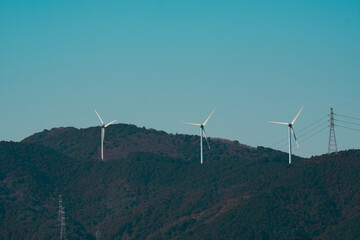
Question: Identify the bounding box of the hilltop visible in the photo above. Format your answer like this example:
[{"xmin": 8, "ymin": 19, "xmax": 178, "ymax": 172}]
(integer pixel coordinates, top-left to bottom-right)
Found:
[
  {"xmin": 0, "ymin": 124, "xmax": 359, "ymax": 239},
  {"xmin": 22, "ymin": 124, "xmax": 271, "ymax": 163}
]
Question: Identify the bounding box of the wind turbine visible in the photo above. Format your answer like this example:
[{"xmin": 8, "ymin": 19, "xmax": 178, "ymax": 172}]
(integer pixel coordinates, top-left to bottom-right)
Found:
[
  {"xmin": 183, "ymin": 108, "xmax": 216, "ymax": 164},
  {"xmin": 94, "ymin": 110, "xmax": 117, "ymax": 161},
  {"xmin": 268, "ymin": 106, "xmax": 304, "ymax": 164}
]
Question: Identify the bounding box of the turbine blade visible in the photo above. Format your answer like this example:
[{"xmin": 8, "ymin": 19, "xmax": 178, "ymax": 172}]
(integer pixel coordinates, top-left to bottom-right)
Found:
[
  {"xmin": 291, "ymin": 105, "xmax": 304, "ymax": 125},
  {"xmin": 203, "ymin": 108, "xmax": 216, "ymax": 126},
  {"xmin": 182, "ymin": 122, "xmax": 201, "ymax": 126},
  {"xmin": 290, "ymin": 127, "xmax": 299, "ymax": 149},
  {"xmin": 105, "ymin": 120, "xmax": 117, "ymax": 128},
  {"xmin": 202, "ymin": 128, "xmax": 211, "ymax": 149},
  {"xmin": 268, "ymin": 121, "xmax": 289, "ymax": 126},
  {"xmin": 94, "ymin": 110, "xmax": 104, "ymax": 125}
]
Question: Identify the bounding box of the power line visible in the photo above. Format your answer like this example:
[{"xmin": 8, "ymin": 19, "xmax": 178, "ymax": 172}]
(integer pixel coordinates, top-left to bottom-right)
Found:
[
  {"xmin": 297, "ymin": 114, "xmax": 329, "ymax": 134},
  {"xmin": 297, "ymin": 119, "xmax": 329, "ymax": 139},
  {"xmin": 335, "ymin": 124, "xmax": 360, "ymax": 132},
  {"xmin": 277, "ymin": 125, "xmax": 329, "ymax": 151},
  {"xmin": 334, "ymin": 119, "xmax": 360, "ymax": 126},
  {"xmin": 335, "ymin": 113, "xmax": 360, "ymax": 121},
  {"xmin": 331, "ymin": 110, "xmax": 360, "ymax": 152},
  {"xmin": 275, "ymin": 120, "xmax": 329, "ymax": 150},
  {"xmin": 271, "ymin": 110, "xmax": 360, "ymax": 152},
  {"xmin": 300, "ymin": 126, "xmax": 329, "ymax": 145},
  {"xmin": 269, "ymin": 135, "xmax": 289, "ymax": 148},
  {"xmin": 269, "ymin": 114, "xmax": 328, "ymax": 148}
]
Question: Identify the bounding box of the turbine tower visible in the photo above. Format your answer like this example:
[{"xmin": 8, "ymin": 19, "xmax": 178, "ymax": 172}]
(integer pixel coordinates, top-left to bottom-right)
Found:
[
  {"xmin": 269, "ymin": 106, "xmax": 304, "ymax": 164},
  {"xmin": 328, "ymin": 107, "xmax": 338, "ymax": 154},
  {"xmin": 183, "ymin": 108, "xmax": 215, "ymax": 164},
  {"xmin": 95, "ymin": 110, "xmax": 117, "ymax": 161}
]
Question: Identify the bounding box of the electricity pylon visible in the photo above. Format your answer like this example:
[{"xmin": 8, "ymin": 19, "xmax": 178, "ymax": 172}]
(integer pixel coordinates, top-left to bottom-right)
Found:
[
  {"xmin": 328, "ymin": 107, "xmax": 338, "ymax": 153},
  {"xmin": 59, "ymin": 195, "xmax": 67, "ymax": 240}
]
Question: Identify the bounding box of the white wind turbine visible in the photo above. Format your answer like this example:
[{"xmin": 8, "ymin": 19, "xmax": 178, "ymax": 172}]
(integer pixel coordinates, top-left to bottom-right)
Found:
[
  {"xmin": 268, "ymin": 106, "xmax": 304, "ymax": 164},
  {"xmin": 94, "ymin": 110, "xmax": 117, "ymax": 161},
  {"xmin": 183, "ymin": 109, "xmax": 216, "ymax": 164}
]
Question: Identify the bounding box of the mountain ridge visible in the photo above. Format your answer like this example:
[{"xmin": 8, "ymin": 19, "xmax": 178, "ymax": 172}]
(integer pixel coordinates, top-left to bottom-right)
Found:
[
  {"xmin": 22, "ymin": 123, "xmax": 269, "ymax": 163},
  {"xmin": 0, "ymin": 123, "xmax": 359, "ymax": 239}
]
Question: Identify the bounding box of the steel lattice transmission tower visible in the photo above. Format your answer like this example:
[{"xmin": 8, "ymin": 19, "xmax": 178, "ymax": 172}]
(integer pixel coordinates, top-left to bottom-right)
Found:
[
  {"xmin": 328, "ymin": 107, "xmax": 338, "ymax": 153},
  {"xmin": 96, "ymin": 227, "xmax": 101, "ymax": 240},
  {"xmin": 58, "ymin": 195, "xmax": 62, "ymax": 221},
  {"xmin": 59, "ymin": 195, "xmax": 67, "ymax": 240}
]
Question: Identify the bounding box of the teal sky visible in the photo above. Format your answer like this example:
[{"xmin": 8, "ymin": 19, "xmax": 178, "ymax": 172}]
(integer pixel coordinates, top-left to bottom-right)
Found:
[{"xmin": 1, "ymin": 0, "xmax": 360, "ymax": 157}]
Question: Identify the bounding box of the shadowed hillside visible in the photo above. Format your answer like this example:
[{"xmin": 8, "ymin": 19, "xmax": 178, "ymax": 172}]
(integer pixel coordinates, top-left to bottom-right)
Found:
[
  {"xmin": 0, "ymin": 142, "xmax": 95, "ymax": 240},
  {"xmin": 1, "ymin": 124, "xmax": 359, "ymax": 239}
]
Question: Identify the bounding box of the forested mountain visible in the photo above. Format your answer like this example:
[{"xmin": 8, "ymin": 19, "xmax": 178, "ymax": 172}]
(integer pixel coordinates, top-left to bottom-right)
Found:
[
  {"xmin": 21, "ymin": 124, "xmax": 267, "ymax": 162},
  {"xmin": 1, "ymin": 123, "xmax": 359, "ymax": 239}
]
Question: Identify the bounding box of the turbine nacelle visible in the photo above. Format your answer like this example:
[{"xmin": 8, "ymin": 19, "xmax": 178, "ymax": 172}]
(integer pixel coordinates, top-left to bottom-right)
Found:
[
  {"xmin": 94, "ymin": 110, "xmax": 117, "ymax": 161},
  {"xmin": 268, "ymin": 106, "xmax": 304, "ymax": 164},
  {"xmin": 183, "ymin": 108, "xmax": 216, "ymax": 164}
]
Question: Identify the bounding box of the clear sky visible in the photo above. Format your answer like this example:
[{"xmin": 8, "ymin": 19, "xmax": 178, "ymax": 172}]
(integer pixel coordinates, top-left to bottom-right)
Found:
[{"xmin": 1, "ymin": 0, "xmax": 360, "ymax": 157}]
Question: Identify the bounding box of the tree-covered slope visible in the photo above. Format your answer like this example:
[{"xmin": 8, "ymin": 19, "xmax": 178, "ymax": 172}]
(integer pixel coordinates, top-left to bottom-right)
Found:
[
  {"xmin": 21, "ymin": 124, "xmax": 266, "ymax": 163},
  {"xmin": 1, "ymin": 124, "xmax": 359, "ymax": 239},
  {"xmin": 187, "ymin": 150, "xmax": 360, "ymax": 239},
  {"xmin": 0, "ymin": 142, "xmax": 94, "ymax": 239}
]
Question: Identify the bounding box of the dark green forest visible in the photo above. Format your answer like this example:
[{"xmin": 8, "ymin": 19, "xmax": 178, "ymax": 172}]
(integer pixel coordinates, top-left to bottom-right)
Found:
[{"xmin": 1, "ymin": 123, "xmax": 359, "ymax": 239}]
